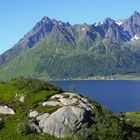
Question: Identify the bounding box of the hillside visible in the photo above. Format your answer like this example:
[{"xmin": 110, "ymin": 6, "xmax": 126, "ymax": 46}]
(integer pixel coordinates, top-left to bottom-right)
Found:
[
  {"xmin": 0, "ymin": 77, "xmax": 139, "ymax": 140},
  {"xmin": 1, "ymin": 12, "xmax": 140, "ymax": 80}
]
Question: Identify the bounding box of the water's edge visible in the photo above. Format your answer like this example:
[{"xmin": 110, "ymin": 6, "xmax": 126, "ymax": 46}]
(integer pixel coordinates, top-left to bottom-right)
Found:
[{"xmin": 52, "ymin": 80, "xmax": 140, "ymax": 113}]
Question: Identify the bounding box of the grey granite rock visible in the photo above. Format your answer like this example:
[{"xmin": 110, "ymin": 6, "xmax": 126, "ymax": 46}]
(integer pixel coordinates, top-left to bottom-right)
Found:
[
  {"xmin": 36, "ymin": 113, "xmax": 50, "ymax": 128},
  {"xmin": 39, "ymin": 106, "xmax": 90, "ymax": 138},
  {"xmin": 42, "ymin": 101, "xmax": 61, "ymax": 106},
  {"xmin": 29, "ymin": 111, "xmax": 38, "ymax": 118},
  {"xmin": 0, "ymin": 106, "xmax": 15, "ymax": 115}
]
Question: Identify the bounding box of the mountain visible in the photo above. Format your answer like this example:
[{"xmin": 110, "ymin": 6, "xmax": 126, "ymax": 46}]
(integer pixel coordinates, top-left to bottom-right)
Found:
[
  {"xmin": 95, "ymin": 18, "xmax": 131, "ymax": 43},
  {"xmin": 122, "ymin": 11, "xmax": 140, "ymax": 37},
  {"xmin": 1, "ymin": 11, "xmax": 140, "ymax": 80},
  {"xmin": 0, "ymin": 77, "xmax": 139, "ymax": 139}
]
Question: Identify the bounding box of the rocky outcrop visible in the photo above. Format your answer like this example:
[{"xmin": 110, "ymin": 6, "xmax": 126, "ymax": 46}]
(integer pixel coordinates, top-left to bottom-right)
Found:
[
  {"xmin": 33, "ymin": 92, "xmax": 93, "ymax": 138},
  {"xmin": 0, "ymin": 106, "xmax": 15, "ymax": 115},
  {"xmin": 51, "ymin": 92, "xmax": 93, "ymax": 111},
  {"xmin": 37, "ymin": 106, "xmax": 89, "ymax": 138}
]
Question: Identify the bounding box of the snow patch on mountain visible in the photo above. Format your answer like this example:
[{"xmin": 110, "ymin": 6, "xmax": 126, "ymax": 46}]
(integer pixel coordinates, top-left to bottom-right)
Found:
[
  {"xmin": 82, "ymin": 28, "xmax": 85, "ymax": 31},
  {"xmin": 115, "ymin": 20, "xmax": 123, "ymax": 26},
  {"xmin": 131, "ymin": 34, "xmax": 140, "ymax": 41}
]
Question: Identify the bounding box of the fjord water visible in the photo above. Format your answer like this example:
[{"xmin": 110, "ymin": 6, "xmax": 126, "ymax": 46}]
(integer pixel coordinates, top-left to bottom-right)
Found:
[{"xmin": 52, "ymin": 80, "xmax": 140, "ymax": 113}]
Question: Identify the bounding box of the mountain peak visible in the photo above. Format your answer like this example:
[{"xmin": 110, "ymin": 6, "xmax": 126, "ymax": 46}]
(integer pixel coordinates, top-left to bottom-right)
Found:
[
  {"xmin": 102, "ymin": 18, "xmax": 118, "ymax": 27},
  {"xmin": 103, "ymin": 18, "xmax": 115, "ymax": 25},
  {"xmin": 41, "ymin": 16, "xmax": 51, "ymax": 23},
  {"xmin": 130, "ymin": 11, "xmax": 140, "ymax": 21},
  {"xmin": 133, "ymin": 11, "xmax": 140, "ymax": 16},
  {"xmin": 104, "ymin": 18, "xmax": 114, "ymax": 22},
  {"xmin": 1, "ymin": 11, "xmax": 140, "ymax": 67},
  {"xmin": 122, "ymin": 11, "xmax": 140, "ymax": 37}
]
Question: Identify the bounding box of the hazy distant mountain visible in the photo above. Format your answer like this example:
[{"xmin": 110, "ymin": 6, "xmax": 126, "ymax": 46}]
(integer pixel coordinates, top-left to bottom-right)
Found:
[{"xmin": 1, "ymin": 11, "xmax": 140, "ymax": 80}]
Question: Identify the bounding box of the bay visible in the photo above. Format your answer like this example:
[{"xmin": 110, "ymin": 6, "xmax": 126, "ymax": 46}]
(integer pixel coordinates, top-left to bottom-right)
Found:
[{"xmin": 52, "ymin": 80, "xmax": 140, "ymax": 113}]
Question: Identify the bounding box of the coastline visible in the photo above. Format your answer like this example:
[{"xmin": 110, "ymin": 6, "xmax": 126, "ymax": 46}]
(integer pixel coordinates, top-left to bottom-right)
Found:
[{"xmin": 47, "ymin": 74, "xmax": 140, "ymax": 81}]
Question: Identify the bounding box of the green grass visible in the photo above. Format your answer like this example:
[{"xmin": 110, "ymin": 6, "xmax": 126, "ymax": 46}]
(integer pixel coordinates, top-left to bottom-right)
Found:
[
  {"xmin": 0, "ymin": 77, "xmax": 74, "ymax": 140},
  {"xmin": 63, "ymin": 94, "xmax": 70, "ymax": 98},
  {"xmin": 35, "ymin": 105, "xmax": 60, "ymax": 114},
  {"xmin": 24, "ymin": 90, "xmax": 59, "ymax": 106},
  {"xmin": 125, "ymin": 111, "xmax": 140, "ymax": 127}
]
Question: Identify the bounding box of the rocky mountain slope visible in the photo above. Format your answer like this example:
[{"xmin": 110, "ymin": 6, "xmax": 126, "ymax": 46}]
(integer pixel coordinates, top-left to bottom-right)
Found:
[
  {"xmin": 0, "ymin": 77, "xmax": 139, "ymax": 140},
  {"xmin": 1, "ymin": 11, "xmax": 140, "ymax": 79}
]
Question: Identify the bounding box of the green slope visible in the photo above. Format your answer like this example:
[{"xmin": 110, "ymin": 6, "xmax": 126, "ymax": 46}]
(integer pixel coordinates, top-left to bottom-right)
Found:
[{"xmin": 0, "ymin": 39, "xmax": 140, "ymax": 80}]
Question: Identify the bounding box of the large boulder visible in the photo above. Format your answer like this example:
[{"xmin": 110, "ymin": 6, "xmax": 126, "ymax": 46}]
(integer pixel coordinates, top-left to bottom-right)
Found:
[{"xmin": 37, "ymin": 106, "xmax": 91, "ymax": 138}]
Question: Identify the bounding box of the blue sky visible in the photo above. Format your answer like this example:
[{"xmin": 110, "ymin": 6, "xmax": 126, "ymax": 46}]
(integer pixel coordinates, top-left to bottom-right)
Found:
[{"xmin": 0, "ymin": 0, "xmax": 140, "ymax": 54}]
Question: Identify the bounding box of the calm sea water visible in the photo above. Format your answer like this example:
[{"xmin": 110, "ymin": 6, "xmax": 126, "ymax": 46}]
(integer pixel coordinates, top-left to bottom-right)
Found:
[{"xmin": 52, "ymin": 80, "xmax": 140, "ymax": 113}]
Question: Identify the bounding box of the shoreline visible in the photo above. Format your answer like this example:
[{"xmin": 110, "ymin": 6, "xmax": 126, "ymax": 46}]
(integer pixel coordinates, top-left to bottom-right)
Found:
[{"xmin": 47, "ymin": 75, "xmax": 140, "ymax": 81}]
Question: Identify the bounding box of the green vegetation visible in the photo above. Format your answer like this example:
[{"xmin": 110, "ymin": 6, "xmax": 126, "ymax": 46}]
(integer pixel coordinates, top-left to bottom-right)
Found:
[
  {"xmin": 125, "ymin": 111, "xmax": 140, "ymax": 127},
  {"xmin": 63, "ymin": 94, "xmax": 70, "ymax": 98},
  {"xmin": 124, "ymin": 112, "xmax": 140, "ymax": 139},
  {"xmin": 69, "ymin": 84, "xmax": 76, "ymax": 93},
  {"xmin": 35, "ymin": 105, "xmax": 60, "ymax": 114},
  {"xmin": 1, "ymin": 40, "xmax": 140, "ymax": 80},
  {"xmin": 0, "ymin": 77, "xmax": 139, "ymax": 140},
  {"xmin": 0, "ymin": 77, "xmax": 64, "ymax": 140}
]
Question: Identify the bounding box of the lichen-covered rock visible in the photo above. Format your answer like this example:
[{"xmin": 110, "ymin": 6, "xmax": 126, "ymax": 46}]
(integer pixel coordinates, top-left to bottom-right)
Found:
[
  {"xmin": 0, "ymin": 106, "xmax": 15, "ymax": 115},
  {"xmin": 59, "ymin": 98, "xmax": 78, "ymax": 105},
  {"xmin": 51, "ymin": 94, "xmax": 63, "ymax": 99},
  {"xmin": 29, "ymin": 111, "xmax": 38, "ymax": 118},
  {"xmin": 38, "ymin": 106, "xmax": 91, "ymax": 138},
  {"xmin": 42, "ymin": 101, "xmax": 61, "ymax": 106},
  {"xmin": 51, "ymin": 92, "xmax": 80, "ymax": 100}
]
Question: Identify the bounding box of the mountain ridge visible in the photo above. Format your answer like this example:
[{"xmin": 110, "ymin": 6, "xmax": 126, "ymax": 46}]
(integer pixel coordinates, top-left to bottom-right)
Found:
[{"xmin": 1, "ymin": 11, "xmax": 140, "ymax": 80}]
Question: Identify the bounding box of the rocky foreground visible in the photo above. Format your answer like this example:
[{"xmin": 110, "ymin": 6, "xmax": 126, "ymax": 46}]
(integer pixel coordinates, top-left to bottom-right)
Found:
[
  {"xmin": 0, "ymin": 77, "xmax": 139, "ymax": 140},
  {"xmin": 30, "ymin": 93, "xmax": 93, "ymax": 137},
  {"xmin": 0, "ymin": 92, "xmax": 93, "ymax": 138}
]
